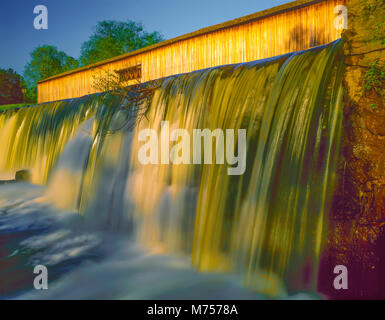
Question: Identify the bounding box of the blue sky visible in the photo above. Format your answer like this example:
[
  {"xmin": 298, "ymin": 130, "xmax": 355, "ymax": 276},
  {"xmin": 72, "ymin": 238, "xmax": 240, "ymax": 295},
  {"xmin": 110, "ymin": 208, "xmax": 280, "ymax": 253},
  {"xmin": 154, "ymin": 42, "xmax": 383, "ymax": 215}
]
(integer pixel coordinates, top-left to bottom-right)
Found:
[{"xmin": 0, "ymin": 0, "xmax": 289, "ymax": 74}]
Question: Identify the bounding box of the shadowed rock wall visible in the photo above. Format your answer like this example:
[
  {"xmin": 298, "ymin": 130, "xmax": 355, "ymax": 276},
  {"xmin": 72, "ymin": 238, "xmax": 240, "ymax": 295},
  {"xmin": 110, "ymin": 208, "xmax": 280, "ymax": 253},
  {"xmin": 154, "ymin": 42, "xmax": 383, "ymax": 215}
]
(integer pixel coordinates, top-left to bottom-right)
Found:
[{"xmin": 319, "ymin": 0, "xmax": 385, "ymax": 299}]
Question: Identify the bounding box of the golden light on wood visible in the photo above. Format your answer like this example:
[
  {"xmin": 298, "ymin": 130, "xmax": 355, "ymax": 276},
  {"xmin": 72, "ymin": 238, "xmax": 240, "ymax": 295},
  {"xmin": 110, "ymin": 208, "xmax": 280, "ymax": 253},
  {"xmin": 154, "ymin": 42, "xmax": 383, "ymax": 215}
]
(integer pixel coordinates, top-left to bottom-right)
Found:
[{"xmin": 37, "ymin": 0, "xmax": 347, "ymax": 103}]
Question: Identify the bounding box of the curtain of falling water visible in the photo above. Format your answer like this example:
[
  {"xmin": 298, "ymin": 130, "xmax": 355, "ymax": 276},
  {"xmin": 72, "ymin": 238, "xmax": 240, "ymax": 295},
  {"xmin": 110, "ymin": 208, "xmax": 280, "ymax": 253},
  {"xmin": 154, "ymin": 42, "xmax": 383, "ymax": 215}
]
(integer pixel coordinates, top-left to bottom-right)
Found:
[
  {"xmin": 0, "ymin": 40, "xmax": 344, "ymax": 296},
  {"xmin": 0, "ymin": 95, "xmax": 121, "ymax": 184}
]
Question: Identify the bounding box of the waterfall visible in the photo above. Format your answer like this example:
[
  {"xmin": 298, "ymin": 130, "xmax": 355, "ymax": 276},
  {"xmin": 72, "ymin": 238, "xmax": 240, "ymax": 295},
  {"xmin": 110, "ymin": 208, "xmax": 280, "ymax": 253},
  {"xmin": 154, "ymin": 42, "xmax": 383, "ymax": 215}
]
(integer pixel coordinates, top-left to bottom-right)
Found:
[{"xmin": 0, "ymin": 40, "xmax": 344, "ymax": 297}]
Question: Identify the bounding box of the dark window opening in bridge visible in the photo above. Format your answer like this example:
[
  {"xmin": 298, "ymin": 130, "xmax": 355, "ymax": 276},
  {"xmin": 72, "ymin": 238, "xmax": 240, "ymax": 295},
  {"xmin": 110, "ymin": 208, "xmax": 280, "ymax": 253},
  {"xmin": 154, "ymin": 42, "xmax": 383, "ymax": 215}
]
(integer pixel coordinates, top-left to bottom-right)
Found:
[{"xmin": 116, "ymin": 65, "xmax": 142, "ymax": 83}]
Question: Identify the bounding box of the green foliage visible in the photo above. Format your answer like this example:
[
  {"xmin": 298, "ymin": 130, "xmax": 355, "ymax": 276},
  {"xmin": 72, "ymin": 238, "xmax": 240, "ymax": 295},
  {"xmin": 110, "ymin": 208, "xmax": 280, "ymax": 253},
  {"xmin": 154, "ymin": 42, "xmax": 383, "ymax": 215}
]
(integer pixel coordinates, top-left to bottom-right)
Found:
[
  {"xmin": 24, "ymin": 86, "xmax": 37, "ymax": 104},
  {"xmin": 23, "ymin": 45, "xmax": 78, "ymax": 103},
  {"xmin": 362, "ymin": 1, "xmax": 385, "ymax": 43},
  {"xmin": 363, "ymin": 0, "xmax": 382, "ymax": 12},
  {"xmin": 364, "ymin": 60, "xmax": 385, "ymax": 96},
  {"xmin": 0, "ymin": 68, "xmax": 26, "ymax": 105},
  {"xmin": 370, "ymin": 103, "xmax": 378, "ymax": 111},
  {"xmin": 371, "ymin": 17, "xmax": 385, "ymax": 43},
  {"xmin": 0, "ymin": 103, "xmax": 29, "ymax": 111},
  {"xmin": 79, "ymin": 20, "xmax": 164, "ymax": 66},
  {"xmin": 18, "ymin": 21, "xmax": 163, "ymax": 102}
]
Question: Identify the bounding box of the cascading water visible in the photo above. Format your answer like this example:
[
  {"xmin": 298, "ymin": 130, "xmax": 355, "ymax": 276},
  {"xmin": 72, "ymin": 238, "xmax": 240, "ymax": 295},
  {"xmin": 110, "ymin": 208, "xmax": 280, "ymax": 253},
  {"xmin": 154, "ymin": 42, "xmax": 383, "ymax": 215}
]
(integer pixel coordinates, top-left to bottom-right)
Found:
[{"xmin": 0, "ymin": 40, "xmax": 344, "ymax": 298}]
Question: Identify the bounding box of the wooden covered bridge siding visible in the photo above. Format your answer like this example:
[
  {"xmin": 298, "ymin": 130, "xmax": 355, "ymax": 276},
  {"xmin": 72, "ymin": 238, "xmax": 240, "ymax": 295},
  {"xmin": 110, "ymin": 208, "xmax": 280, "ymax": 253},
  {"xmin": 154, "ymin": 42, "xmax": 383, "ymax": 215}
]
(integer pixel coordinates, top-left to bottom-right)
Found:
[{"xmin": 37, "ymin": 0, "xmax": 347, "ymax": 103}]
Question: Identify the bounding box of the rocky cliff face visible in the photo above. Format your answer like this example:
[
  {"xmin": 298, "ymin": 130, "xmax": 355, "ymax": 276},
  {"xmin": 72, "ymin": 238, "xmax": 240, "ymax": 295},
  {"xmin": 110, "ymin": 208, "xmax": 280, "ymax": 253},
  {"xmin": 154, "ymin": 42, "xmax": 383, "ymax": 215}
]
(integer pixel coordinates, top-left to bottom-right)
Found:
[{"xmin": 319, "ymin": 0, "xmax": 385, "ymax": 299}]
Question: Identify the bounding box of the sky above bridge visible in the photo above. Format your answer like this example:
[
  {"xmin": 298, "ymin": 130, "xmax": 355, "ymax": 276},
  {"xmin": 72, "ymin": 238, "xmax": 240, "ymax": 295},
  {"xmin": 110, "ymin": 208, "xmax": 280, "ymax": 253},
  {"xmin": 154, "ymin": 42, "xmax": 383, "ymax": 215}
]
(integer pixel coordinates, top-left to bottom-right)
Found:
[{"xmin": 0, "ymin": 0, "xmax": 289, "ymax": 74}]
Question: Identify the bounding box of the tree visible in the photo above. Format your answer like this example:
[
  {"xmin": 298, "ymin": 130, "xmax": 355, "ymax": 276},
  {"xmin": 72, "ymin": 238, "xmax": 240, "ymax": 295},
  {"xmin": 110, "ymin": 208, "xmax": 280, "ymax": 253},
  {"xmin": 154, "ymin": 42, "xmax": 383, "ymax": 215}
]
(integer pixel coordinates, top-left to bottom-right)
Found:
[
  {"xmin": 23, "ymin": 45, "xmax": 78, "ymax": 103},
  {"xmin": 91, "ymin": 69, "xmax": 161, "ymax": 134},
  {"xmin": 79, "ymin": 20, "xmax": 164, "ymax": 66},
  {"xmin": 0, "ymin": 68, "xmax": 25, "ymax": 105}
]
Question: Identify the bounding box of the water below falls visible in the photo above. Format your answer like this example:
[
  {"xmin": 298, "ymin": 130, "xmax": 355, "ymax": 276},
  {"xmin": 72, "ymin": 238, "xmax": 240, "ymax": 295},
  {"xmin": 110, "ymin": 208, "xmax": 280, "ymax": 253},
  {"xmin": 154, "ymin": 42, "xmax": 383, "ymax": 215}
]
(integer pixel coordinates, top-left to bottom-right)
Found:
[{"xmin": 0, "ymin": 40, "xmax": 344, "ymax": 299}]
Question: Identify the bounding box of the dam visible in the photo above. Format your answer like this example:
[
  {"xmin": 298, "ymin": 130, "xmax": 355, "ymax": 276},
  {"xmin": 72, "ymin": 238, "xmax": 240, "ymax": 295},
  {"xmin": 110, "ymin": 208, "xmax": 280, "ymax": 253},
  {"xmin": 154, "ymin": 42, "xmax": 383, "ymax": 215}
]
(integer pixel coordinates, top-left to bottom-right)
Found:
[
  {"xmin": 37, "ymin": 0, "xmax": 347, "ymax": 103},
  {"xmin": 2, "ymin": 0, "xmax": 385, "ymax": 300},
  {"xmin": 0, "ymin": 39, "xmax": 344, "ymax": 297}
]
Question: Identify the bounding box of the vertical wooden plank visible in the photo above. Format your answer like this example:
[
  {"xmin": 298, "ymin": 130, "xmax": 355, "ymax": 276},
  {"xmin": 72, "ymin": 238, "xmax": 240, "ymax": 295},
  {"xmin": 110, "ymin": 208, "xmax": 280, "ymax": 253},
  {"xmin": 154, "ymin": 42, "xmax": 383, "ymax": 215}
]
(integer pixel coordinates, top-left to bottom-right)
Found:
[{"xmin": 38, "ymin": 0, "xmax": 346, "ymax": 103}]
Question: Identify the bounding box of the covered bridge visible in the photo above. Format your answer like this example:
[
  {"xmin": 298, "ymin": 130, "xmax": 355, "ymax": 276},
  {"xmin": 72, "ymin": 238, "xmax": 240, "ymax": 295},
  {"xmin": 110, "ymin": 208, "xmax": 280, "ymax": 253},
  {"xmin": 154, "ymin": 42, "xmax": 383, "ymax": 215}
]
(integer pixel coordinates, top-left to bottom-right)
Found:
[{"xmin": 37, "ymin": 0, "xmax": 347, "ymax": 103}]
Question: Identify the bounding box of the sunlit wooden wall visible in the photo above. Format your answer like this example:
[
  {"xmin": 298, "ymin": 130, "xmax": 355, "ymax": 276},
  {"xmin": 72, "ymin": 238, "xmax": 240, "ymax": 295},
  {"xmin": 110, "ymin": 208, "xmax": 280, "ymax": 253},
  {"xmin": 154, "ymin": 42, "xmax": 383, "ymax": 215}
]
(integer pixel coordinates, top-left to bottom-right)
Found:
[{"xmin": 38, "ymin": 0, "xmax": 347, "ymax": 103}]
